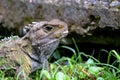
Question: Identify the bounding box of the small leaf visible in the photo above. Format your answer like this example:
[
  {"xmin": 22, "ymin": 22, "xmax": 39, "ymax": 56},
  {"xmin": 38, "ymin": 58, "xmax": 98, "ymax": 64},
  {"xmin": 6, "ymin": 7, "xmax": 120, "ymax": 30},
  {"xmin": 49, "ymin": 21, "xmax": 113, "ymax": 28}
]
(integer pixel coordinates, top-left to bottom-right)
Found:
[
  {"xmin": 79, "ymin": 72, "xmax": 86, "ymax": 78},
  {"xmin": 42, "ymin": 70, "xmax": 51, "ymax": 80},
  {"xmin": 55, "ymin": 72, "xmax": 69, "ymax": 80},
  {"xmin": 88, "ymin": 66, "xmax": 100, "ymax": 75},
  {"xmin": 97, "ymin": 77, "xmax": 104, "ymax": 80},
  {"xmin": 85, "ymin": 58, "xmax": 94, "ymax": 65}
]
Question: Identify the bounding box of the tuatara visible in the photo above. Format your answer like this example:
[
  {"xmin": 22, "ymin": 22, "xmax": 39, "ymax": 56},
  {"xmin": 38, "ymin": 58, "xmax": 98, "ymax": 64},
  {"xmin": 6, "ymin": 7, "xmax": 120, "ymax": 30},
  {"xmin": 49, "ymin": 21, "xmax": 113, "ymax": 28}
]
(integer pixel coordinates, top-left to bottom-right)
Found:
[{"xmin": 0, "ymin": 19, "xmax": 68, "ymax": 80}]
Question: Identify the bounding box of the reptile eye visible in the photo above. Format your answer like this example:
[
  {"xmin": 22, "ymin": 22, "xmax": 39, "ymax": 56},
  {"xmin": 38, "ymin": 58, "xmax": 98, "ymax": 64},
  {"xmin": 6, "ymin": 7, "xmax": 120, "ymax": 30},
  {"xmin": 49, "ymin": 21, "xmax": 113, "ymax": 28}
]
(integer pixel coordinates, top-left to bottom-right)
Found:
[{"xmin": 43, "ymin": 25, "xmax": 54, "ymax": 32}]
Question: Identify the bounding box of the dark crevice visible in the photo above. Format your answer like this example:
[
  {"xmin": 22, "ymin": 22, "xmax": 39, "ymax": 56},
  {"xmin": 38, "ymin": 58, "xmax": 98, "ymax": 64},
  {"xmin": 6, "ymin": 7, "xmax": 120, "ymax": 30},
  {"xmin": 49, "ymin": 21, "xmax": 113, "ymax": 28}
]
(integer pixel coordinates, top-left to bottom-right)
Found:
[
  {"xmin": 92, "ymin": 27, "xmax": 120, "ymax": 37},
  {"xmin": 56, "ymin": 42, "xmax": 119, "ymax": 64},
  {"xmin": 0, "ymin": 23, "xmax": 20, "ymax": 39}
]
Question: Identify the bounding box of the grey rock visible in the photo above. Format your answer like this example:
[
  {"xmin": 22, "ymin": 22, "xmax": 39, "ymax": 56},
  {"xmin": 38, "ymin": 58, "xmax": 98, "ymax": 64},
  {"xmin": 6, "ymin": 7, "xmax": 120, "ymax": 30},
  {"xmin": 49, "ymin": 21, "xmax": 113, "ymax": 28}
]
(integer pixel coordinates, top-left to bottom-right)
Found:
[{"xmin": 0, "ymin": 0, "xmax": 120, "ymax": 45}]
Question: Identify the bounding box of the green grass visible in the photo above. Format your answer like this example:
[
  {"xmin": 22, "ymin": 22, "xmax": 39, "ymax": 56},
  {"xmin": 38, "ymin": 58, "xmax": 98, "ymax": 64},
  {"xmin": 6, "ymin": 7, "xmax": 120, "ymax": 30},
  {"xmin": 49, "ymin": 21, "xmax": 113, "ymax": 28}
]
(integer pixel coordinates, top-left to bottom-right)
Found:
[
  {"xmin": 0, "ymin": 38, "xmax": 120, "ymax": 80},
  {"xmin": 38, "ymin": 39, "xmax": 120, "ymax": 80}
]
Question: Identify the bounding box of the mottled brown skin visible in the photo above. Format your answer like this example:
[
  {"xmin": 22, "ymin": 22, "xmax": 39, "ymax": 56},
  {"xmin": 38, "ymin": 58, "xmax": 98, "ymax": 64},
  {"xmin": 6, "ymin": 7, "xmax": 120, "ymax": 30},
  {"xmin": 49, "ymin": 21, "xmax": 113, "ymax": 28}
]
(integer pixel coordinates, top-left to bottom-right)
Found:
[{"xmin": 0, "ymin": 19, "xmax": 68, "ymax": 80}]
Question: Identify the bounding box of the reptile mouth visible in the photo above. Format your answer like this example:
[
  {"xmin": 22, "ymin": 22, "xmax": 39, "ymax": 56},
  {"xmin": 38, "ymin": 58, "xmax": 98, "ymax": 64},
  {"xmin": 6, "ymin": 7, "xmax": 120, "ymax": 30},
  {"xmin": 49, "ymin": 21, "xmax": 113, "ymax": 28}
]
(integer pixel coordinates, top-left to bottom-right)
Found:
[
  {"xmin": 36, "ymin": 30, "xmax": 68, "ymax": 49},
  {"xmin": 58, "ymin": 30, "xmax": 68, "ymax": 39},
  {"xmin": 45, "ymin": 39, "xmax": 58, "ymax": 45}
]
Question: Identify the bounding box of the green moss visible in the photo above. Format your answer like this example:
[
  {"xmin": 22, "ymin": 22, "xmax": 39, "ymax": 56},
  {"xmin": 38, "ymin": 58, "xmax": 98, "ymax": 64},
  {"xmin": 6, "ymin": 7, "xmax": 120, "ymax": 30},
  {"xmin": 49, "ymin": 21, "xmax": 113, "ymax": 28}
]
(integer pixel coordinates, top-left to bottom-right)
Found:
[
  {"xmin": 95, "ymin": 16, "xmax": 100, "ymax": 21},
  {"xmin": 17, "ymin": 17, "xmax": 35, "ymax": 27},
  {"xmin": 117, "ymin": 6, "xmax": 120, "ymax": 9},
  {"xmin": 24, "ymin": 17, "xmax": 34, "ymax": 22}
]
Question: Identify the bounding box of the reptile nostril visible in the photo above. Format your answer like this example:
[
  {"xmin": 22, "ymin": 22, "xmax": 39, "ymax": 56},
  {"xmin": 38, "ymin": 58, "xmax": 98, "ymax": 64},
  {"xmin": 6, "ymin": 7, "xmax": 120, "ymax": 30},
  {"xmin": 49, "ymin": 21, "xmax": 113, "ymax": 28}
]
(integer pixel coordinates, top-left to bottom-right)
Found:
[{"xmin": 58, "ymin": 25, "xmax": 63, "ymax": 28}]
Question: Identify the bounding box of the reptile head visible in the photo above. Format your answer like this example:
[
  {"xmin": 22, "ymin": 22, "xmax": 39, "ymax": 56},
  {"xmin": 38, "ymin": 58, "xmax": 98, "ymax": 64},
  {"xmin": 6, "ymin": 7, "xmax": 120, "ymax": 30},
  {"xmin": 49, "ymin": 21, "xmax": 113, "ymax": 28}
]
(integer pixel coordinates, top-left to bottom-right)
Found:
[
  {"xmin": 24, "ymin": 19, "xmax": 68, "ymax": 62},
  {"xmin": 25, "ymin": 19, "xmax": 68, "ymax": 46}
]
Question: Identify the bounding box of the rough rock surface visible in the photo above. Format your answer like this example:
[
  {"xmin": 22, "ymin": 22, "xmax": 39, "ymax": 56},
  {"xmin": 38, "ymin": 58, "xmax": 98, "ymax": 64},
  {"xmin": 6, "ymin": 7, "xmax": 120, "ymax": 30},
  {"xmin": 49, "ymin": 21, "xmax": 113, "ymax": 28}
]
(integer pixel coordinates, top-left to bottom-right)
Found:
[{"xmin": 0, "ymin": 0, "xmax": 120, "ymax": 46}]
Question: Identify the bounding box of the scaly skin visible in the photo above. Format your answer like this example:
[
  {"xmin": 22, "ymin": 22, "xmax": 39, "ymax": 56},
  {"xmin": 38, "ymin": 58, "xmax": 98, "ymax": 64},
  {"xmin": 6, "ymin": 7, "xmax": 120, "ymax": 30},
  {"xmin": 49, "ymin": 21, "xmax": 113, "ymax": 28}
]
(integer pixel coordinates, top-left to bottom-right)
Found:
[{"xmin": 0, "ymin": 19, "xmax": 68, "ymax": 80}]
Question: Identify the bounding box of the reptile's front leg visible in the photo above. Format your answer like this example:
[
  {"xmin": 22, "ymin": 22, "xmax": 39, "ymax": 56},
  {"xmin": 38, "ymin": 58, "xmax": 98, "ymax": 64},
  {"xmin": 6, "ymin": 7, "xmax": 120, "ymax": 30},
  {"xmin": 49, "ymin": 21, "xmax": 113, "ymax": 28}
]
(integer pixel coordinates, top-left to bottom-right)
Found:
[
  {"xmin": 5, "ymin": 46, "xmax": 32, "ymax": 80},
  {"xmin": 16, "ymin": 63, "xmax": 31, "ymax": 80}
]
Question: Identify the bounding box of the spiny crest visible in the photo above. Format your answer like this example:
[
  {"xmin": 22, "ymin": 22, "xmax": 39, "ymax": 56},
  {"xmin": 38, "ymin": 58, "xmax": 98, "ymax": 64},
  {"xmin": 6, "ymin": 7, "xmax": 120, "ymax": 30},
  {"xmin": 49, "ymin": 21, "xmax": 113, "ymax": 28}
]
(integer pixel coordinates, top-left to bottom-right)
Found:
[{"xmin": 0, "ymin": 36, "xmax": 19, "ymax": 43}]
